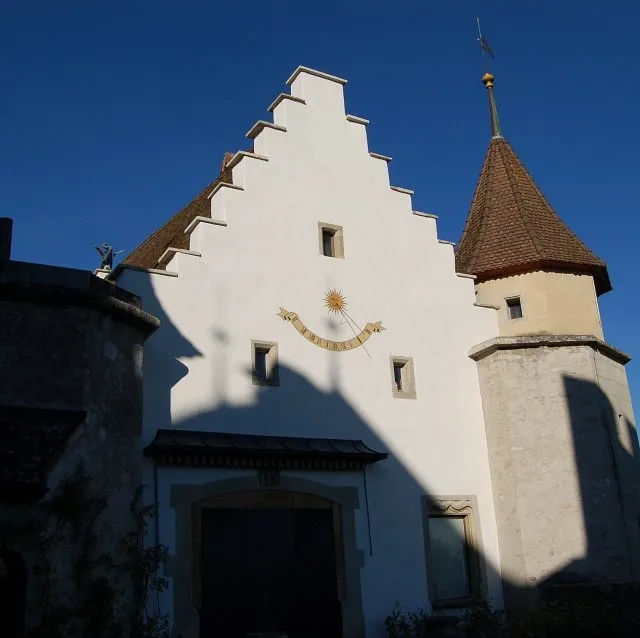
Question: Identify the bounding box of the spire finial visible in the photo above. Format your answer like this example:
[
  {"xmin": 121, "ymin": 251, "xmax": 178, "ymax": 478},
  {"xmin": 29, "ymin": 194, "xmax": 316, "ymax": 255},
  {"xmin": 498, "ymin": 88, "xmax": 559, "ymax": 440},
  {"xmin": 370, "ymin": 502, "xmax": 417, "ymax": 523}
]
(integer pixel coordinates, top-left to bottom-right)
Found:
[{"xmin": 476, "ymin": 19, "xmax": 502, "ymax": 139}]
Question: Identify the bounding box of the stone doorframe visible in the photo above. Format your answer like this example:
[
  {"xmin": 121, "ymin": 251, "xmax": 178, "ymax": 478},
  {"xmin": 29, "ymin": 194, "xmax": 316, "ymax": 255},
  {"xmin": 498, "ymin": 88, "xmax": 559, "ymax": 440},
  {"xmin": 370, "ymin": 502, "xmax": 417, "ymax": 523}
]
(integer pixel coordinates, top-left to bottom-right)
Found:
[{"xmin": 167, "ymin": 474, "xmax": 366, "ymax": 638}]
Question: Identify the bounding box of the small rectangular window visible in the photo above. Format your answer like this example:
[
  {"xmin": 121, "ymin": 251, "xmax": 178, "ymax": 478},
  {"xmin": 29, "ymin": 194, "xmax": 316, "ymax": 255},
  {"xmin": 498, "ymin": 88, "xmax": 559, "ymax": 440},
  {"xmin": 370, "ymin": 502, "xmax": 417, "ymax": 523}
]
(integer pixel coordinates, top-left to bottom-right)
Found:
[
  {"xmin": 318, "ymin": 223, "xmax": 344, "ymax": 258},
  {"xmin": 390, "ymin": 356, "xmax": 416, "ymax": 399},
  {"xmin": 506, "ymin": 296, "xmax": 523, "ymax": 320},
  {"xmin": 252, "ymin": 341, "xmax": 279, "ymax": 386},
  {"xmin": 423, "ymin": 497, "xmax": 485, "ymax": 608}
]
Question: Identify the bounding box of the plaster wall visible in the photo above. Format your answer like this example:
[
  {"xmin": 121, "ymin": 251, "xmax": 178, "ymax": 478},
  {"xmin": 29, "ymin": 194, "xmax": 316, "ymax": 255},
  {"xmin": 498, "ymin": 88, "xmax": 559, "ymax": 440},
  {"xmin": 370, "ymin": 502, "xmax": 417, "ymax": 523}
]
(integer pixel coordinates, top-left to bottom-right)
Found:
[
  {"xmin": 120, "ymin": 68, "xmax": 503, "ymax": 635},
  {"xmin": 473, "ymin": 339, "xmax": 640, "ymax": 610},
  {"xmin": 475, "ymin": 271, "xmax": 603, "ymax": 338}
]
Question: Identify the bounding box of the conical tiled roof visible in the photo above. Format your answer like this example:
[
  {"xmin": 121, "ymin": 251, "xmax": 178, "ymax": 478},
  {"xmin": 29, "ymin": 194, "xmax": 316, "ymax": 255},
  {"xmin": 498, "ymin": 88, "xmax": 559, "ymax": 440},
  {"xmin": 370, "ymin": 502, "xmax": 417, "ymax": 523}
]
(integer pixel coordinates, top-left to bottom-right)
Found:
[{"xmin": 456, "ymin": 79, "xmax": 611, "ymax": 295}]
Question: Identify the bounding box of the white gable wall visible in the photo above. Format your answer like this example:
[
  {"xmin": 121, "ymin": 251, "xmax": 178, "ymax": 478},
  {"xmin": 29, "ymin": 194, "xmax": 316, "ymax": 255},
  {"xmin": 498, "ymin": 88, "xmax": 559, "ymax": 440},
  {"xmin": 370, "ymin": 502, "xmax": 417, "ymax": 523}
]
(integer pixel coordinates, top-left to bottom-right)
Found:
[{"xmin": 119, "ymin": 67, "xmax": 502, "ymax": 636}]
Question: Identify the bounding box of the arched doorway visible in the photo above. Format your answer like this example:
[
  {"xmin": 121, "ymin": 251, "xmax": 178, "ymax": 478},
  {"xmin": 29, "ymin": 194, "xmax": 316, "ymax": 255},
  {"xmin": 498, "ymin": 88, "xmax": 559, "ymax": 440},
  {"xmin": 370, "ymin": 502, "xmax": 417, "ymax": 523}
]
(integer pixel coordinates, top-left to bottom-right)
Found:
[
  {"xmin": 0, "ymin": 549, "xmax": 26, "ymax": 638},
  {"xmin": 198, "ymin": 490, "xmax": 343, "ymax": 638}
]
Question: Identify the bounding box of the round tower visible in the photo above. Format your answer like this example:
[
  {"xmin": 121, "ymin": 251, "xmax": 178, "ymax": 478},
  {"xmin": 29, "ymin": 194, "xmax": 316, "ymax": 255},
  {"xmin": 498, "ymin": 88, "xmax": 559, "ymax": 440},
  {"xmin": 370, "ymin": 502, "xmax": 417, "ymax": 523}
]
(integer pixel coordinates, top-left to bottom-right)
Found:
[
  {"xmin": 457, "ymin": 73, "xmax": 640, "ymax": 612},
  {"xmin": 457, "ymin": 73, "xmax": 609, "ymax": 339}
]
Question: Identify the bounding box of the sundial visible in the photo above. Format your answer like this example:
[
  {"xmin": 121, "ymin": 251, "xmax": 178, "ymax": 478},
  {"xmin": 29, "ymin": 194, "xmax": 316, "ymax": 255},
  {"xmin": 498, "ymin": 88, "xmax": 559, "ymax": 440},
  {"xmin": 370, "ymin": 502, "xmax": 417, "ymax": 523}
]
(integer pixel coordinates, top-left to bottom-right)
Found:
[{"xmin": 277, "ymin": 289, "xmax": 385, "ymax": 353}]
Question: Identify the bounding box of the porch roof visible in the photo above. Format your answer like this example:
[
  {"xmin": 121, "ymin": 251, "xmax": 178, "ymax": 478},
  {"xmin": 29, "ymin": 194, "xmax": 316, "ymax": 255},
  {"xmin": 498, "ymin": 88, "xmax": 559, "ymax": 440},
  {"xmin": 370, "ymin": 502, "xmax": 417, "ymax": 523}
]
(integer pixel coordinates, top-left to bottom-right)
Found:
[{"xmin": 144, "ymin": 429, "xmax": 388, "ymax": 471}]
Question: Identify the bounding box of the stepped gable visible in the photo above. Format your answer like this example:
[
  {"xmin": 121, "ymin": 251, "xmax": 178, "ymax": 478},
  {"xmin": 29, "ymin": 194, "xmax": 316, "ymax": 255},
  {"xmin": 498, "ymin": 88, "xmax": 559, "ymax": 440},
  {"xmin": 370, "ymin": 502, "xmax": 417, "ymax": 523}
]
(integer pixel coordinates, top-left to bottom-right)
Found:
[{"xmin": 123, "ymin": 151, "xmax": 237, "ymax": 270}]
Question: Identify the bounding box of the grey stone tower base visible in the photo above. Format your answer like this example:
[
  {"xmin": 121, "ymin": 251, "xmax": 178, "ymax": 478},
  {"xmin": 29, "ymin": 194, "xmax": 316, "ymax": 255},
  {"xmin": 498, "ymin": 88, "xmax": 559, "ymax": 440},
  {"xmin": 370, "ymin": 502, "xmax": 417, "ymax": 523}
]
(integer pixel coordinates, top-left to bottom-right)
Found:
[{"xmin": 471, "ymin": 335, "xmax": 640, "ymax": 612}]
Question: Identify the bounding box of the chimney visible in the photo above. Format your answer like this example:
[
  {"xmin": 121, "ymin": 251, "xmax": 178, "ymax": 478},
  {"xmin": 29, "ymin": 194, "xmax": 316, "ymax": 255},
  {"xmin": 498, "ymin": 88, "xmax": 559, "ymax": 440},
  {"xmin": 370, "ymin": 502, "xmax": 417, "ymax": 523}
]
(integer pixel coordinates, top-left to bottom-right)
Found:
[{"xmin": 0, "ymin": 218, "xmax": 13, "ymax": 262}]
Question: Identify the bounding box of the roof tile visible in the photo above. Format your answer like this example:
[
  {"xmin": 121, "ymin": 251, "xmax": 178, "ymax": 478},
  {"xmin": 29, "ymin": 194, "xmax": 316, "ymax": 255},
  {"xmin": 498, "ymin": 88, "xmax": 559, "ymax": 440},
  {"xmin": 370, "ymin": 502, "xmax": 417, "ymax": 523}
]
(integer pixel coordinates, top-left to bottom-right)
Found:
[
  {"xmin": 455, "ymin": 138, "xmax": 611, "ymax": 295},
  {"xmin": 123, "ymin": 152, "xmax": 239, "ymax": 270}
]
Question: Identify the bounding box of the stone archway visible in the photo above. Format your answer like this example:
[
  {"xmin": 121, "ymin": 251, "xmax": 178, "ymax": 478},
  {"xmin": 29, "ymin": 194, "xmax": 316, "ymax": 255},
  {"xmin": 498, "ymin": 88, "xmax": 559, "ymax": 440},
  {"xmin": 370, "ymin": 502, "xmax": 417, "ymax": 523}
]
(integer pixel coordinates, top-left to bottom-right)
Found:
[
  {"xmin": 168, "ymin": 475, "xmax": 365, "ymax": 638},
  {"xmin": 0, "ymin": 549, "xmax": 26, "ymax": 638}
]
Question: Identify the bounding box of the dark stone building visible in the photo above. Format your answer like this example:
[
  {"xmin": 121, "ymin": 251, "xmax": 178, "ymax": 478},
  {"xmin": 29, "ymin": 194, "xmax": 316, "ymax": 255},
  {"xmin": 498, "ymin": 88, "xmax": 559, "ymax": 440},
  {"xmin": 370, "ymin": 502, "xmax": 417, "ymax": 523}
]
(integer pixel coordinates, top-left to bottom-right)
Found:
[{"xmin": 0, "ymin": 218, "xmax": 159, "ymax": 637}]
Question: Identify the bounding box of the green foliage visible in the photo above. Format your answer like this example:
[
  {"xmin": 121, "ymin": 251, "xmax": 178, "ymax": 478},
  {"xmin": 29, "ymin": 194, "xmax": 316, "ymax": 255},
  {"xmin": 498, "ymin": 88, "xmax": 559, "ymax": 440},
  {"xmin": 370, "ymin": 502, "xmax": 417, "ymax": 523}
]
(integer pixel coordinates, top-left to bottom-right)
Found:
[
  {"xmin": 0, "ymin": 464, "xmax": 170, "ymax": 638},
  {"xmin": 124, "ymin": 487, "xmax": 171, "ymax": 638},
  {"xmin": 385, "ymin": 590, "xmax": 640, "ymax": 638},
  {"xmin": 463, "ymin": 602, "xmax": 505, "ymax": 638},
  {"xmin": 384, "ymin": 603, "xmax": 457, "ymax": 638},
  {"xmin": 505, "ymin": 589, "xmax": 640, "ymax": 638}
]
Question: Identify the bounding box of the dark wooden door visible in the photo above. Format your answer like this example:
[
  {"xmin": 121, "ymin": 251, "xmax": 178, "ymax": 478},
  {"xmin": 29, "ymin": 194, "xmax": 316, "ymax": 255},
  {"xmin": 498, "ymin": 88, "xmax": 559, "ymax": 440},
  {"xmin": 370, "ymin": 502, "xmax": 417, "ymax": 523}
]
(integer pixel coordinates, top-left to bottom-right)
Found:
[{"xmin": 200, "ymin": 507, "xmax": 342, "ymax": 638}]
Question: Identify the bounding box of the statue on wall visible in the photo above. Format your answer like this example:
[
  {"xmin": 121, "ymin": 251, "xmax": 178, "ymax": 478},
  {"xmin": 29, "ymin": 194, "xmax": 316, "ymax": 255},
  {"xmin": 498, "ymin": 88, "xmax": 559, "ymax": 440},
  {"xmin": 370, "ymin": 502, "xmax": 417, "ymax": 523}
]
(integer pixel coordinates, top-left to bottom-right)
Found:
[{"xmin": 95, "ymin": 243, "xmax": 125, "ymax": 271}]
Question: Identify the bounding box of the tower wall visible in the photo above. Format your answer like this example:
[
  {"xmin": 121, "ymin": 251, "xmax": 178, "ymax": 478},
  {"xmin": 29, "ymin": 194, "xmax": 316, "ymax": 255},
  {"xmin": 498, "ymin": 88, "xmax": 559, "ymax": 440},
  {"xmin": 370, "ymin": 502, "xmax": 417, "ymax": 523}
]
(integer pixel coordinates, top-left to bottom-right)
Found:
[
  {"xmin": 475, "ymin": 271, "xmax": 603, "ymax": 338},
  {"xmin": 472, "ymin": 335, "xmax": 640, "ymax": 610},
  {"xmin": 0, "ymin": 258, "xmax": 159, "ymax": 633}
]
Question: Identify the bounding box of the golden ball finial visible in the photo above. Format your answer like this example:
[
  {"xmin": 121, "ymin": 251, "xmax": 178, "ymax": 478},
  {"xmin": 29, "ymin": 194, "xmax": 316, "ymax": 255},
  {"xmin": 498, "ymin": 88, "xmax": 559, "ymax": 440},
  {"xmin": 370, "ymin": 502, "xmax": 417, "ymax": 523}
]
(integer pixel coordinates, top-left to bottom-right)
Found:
[{"xmin": 482, "ymin": 72, "xmax": 495, "ymax": 88}]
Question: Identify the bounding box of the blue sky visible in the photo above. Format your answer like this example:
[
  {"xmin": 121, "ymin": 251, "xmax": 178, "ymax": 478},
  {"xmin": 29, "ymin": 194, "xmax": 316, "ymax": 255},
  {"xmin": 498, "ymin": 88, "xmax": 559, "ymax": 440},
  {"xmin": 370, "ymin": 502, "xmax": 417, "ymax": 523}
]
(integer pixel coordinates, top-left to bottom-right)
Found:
[{"xmin": 2, "ymin": 1, "xmax": 639, "ymax": 404}]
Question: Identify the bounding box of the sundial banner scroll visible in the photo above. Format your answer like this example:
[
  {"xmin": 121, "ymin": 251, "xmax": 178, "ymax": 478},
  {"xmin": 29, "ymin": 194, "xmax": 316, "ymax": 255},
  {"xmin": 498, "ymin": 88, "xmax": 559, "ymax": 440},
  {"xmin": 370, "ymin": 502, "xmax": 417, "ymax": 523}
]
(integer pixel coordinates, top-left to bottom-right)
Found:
[{"xmin": 276, "ymin": 289, "xmax": 385, "ymax": 352}]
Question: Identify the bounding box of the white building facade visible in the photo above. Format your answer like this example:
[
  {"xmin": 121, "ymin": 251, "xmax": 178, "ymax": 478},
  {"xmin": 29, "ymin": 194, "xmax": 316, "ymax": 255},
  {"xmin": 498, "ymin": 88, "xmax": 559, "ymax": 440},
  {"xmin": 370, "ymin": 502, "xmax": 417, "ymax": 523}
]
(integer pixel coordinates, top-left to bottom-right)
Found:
[{"xmin": 116, "ymin": 66, "xmax": 506, "ymax": 638}]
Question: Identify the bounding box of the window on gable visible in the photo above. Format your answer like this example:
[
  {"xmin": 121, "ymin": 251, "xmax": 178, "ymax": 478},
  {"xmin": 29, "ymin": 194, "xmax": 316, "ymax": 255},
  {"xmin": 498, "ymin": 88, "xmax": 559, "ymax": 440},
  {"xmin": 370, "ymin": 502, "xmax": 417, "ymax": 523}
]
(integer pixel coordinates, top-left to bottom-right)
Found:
[
  {"xmin": 506, "ymin": 296, "xmax": 523, "ymax": 320},
  {"xmin": 390, "ymin": 356, "xmax": 416, "ymax": 399},
  {"xmin": 318, "ymin": 223, "xmax": 344, "ymax": 258},
  {"xmin": 252, "ymin": 341, "xmax": 279, "ymax": 386}
]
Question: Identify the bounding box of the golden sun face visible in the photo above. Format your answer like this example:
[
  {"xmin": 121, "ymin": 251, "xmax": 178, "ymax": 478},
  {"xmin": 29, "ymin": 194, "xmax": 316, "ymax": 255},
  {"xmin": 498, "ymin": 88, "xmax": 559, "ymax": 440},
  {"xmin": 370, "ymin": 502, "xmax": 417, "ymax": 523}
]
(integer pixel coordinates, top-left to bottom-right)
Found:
[{"xmin": 324, "ymin": 289, "xmax": 347, "ymax": 315}]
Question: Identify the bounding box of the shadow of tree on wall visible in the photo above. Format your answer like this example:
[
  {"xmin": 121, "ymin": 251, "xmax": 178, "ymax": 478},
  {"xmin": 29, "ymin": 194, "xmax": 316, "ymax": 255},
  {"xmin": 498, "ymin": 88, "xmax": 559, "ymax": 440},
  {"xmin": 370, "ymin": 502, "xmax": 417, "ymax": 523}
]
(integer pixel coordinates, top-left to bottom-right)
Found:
[{"xmin": 135, "ymin": 271, "xmax": 640, "ymax": 637}]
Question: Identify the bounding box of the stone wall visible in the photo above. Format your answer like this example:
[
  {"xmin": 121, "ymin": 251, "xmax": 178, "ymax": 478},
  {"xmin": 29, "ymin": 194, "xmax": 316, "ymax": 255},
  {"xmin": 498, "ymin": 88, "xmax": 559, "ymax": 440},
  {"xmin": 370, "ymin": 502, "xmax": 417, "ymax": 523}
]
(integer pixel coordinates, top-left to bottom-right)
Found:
[
  {"xmin": 471, "ymin": 335, "xmax": 640, "ymax": 611},
  {"xmin": 0, "ymin": 258, "xmax": 158, "ymax": 635}
]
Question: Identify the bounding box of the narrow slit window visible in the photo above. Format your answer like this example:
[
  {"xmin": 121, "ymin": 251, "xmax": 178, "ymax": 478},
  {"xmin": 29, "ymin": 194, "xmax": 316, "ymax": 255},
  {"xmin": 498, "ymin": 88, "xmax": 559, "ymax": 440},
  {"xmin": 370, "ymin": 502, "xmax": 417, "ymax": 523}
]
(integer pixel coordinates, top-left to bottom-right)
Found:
[
  {"xmin": 254, "ymin": 348, "xmax": 268, "ymax": 382},
  {"xmin": 322, "ymin": 228, "xmax": 335, "ymax": 257},
  {"xmin": 506, "ymin": 296, "xmax": 523, "ymax": 320},
  {"xmin": 390, "ymin": 356, "xmax": 416, "ymax": 399},
  {"xmin": 252, "ymin": 342, "xmax": 279, "ymax": 386},
  {"xmin": 393, "ymin": 362, "xmax": 404, "ymax": 392},
  {"xmin": 318, "ymin": 223, "xmax": 344, "ymax": 258}
]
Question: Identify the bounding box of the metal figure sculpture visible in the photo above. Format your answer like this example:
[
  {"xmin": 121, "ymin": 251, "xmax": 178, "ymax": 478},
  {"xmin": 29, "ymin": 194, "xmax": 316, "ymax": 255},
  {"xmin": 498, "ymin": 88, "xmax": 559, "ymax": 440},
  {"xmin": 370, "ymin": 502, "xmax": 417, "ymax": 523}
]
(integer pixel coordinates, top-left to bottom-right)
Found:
[{"xmin": 95, "ymin": 243, "xmax": 124, "ymax": 271}]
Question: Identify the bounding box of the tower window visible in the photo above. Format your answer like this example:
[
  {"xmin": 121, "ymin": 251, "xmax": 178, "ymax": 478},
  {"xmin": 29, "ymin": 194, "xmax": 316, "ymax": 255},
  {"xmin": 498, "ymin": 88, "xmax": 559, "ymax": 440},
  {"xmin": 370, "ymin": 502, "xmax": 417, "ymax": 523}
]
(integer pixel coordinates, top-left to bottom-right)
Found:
[
  {"xmin": 390, "ymin": 356, "xmax": 416, "ymax": 399},
  {"xmin": 252, "ymin": 341, "xmax": 279, "ymax": 386},
  {"xmin": 506, "ymin": 296, "xmax": 523, "ymax": 320},
  {"xmin": 318, "ymin": 223, "xmax": 344, "ymax": 258}
]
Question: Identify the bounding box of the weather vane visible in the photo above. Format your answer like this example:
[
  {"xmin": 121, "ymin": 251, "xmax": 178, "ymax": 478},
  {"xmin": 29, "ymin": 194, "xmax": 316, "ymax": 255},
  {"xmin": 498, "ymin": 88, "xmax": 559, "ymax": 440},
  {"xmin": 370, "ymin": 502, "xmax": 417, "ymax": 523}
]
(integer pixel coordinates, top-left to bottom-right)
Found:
[
  {"xmin": 94, "ymin": 243, "xmax": 125, "ymax": 271},
  {"xmin": 476, "ymin": 18, "xmax": 495, "ymax": 70}
]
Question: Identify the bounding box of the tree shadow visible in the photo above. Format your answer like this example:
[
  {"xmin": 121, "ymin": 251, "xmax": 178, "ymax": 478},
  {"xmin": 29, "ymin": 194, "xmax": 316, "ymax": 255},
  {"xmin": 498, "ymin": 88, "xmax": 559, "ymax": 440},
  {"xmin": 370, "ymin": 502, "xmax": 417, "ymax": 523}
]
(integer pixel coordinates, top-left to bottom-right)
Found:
[
  {"xmin": 132, "ymin": 270, "xmax": 640, "ymax": 637},
  {"xmin": 130, "ymin": 274, "xmax": 202, "ymax": 434}
]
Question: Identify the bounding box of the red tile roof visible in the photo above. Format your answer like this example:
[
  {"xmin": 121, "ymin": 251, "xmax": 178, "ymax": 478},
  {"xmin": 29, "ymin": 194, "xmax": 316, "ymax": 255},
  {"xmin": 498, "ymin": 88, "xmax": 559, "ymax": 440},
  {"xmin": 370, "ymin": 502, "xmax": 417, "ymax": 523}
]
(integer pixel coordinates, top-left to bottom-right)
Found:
[
  {"xmin": 455, "ymin": 137, "xmax": 611, "ymax": 295},
  {"xmin": 122, "ymin": 152, "xmax": 237, "ymax": 270}
]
